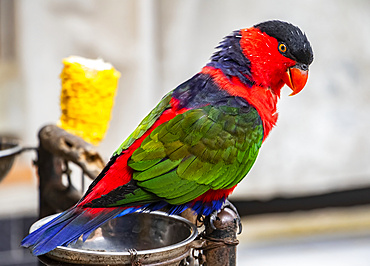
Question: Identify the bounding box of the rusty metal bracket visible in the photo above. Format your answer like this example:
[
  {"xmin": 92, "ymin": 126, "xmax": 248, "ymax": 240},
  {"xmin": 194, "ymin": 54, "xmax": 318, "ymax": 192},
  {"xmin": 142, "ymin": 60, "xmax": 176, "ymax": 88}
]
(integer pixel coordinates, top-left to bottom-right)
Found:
[
  {"xmin": 36, "ymin": 124, "xmax": 105, "ymax": 218},
  {"xmin": 38, "ymin": 125, "xmax": 105, "ymax": 179}
]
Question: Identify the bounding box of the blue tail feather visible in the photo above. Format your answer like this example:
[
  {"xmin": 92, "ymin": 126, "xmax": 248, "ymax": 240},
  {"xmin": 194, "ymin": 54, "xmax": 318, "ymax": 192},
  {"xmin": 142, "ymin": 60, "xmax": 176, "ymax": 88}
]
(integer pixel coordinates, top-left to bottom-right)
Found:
[
  {"xmin": 21, "ymin": 211, "xmax": 75, "ymax": 248},
  {"xmin": 21, "ymin": 206, "xmax": 139, "ymax": 256}
]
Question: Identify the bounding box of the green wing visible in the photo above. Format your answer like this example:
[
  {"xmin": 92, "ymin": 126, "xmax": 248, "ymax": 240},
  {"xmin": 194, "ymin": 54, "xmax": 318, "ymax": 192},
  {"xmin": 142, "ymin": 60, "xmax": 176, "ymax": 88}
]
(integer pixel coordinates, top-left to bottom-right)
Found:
[
  {"xmin": 124, "ymin": 103, "xmax": 263, "ymax": 206},
  {"xmin": 113, "ymin": 91, "xmax": 173, "ymax": 156}
]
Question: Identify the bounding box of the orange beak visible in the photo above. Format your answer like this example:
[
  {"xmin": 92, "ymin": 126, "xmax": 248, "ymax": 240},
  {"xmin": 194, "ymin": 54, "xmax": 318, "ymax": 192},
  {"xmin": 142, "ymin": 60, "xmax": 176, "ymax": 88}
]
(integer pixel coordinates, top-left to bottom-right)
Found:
[{"xmin": 282, "ymin": 66, "xmax": 309, "ymax": 96}]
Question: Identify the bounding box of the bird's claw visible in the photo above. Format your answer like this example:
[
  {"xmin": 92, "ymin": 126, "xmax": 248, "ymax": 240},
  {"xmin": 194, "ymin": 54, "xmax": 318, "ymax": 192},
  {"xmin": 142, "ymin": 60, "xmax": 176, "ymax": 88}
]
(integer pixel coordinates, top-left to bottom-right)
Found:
[
  {"xmin": 223, "ymin": 199, "xmax": 242, "ymax": 234},
  {"xmin": 209, "ymin": 211, "xmax": 220, "ymax": 231},
  {"xmin": 205, "ymin": 199, "xmax": 242, "ymax": 234}
]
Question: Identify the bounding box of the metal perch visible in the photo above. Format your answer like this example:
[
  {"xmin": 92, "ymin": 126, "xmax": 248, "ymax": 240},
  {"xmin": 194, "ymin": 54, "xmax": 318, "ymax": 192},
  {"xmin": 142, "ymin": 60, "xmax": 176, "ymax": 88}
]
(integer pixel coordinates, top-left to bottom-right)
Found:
[{"xmin": 30, "ymin": 124, "xmax": 239, "ymax": 265}]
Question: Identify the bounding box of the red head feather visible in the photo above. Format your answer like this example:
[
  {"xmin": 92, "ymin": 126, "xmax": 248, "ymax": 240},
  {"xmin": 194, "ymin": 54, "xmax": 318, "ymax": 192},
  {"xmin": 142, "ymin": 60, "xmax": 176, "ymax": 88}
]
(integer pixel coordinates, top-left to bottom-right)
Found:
[{"xmin": 202, "ymin": 21, "xmax": 313, "ymax": 140}]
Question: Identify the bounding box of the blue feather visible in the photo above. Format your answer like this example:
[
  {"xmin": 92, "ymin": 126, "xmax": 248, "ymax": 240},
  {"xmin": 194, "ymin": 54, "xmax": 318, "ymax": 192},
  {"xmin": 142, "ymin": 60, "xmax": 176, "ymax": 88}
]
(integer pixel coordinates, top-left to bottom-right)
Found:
[{"xmin": 21, "ymin": 206, "xmax": 140, "ymax": 256}]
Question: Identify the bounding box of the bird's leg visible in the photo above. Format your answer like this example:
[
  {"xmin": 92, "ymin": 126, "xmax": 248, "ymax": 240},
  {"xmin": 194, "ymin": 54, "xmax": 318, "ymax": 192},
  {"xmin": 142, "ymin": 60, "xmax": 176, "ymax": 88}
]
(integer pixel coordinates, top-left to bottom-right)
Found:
[{"xmin": 209, "ymin": 199, "xmax": 242, "ymax": 234}]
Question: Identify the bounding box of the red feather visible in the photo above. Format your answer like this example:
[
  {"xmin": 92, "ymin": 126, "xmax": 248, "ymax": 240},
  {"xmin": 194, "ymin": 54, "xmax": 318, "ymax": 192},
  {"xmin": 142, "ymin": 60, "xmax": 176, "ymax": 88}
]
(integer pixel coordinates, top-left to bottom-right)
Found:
[
  {"xmin": 192, "ymin": 185, "xmax": 237, "ymax": 204},
  {"xmin": 240, "ymin": 27, "xmax": 296, "ymax": 90},
  {"xmin": 200, "ymin": 27, "xmax": 296, "ymax": 141},
  {"xmin": 201, "ymin": 66, "xmax": 276, "ymax": 141}
]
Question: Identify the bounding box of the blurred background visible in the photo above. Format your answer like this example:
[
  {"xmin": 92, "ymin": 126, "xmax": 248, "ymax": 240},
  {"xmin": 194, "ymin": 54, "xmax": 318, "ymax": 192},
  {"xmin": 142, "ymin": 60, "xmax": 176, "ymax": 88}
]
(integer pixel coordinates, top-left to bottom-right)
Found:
[{"xmin": 1, "ymin": 0, "xmax": 370, "ymax": 265}]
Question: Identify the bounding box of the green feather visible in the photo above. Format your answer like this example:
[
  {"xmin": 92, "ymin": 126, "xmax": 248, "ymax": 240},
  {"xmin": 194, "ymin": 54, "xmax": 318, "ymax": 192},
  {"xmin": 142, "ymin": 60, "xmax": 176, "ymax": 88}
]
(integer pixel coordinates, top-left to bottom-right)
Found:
[
  {"xmin": 160, "ymin": 181, "xmax": 199, "ymax": 198},
  {"xmin": 128, "ymin": 158, "xmax": 163, "ymax": 171},
  {"xmin": 166, "ymin": 185, "xmax": 209, "ymax": 205},
  {"xmin": 167, "ymin": 144, "xmax": 189, "ymax": 161},
  {"xmin": 138, "ymin": 170, "xmax": 179, "ymax": 190},
  {"xmin": 178, "ymin": 157, "xmax": 205, "ymax": 181},
  {"xmin": 157, "ymin": 131, "xmax": 179, "ymax": 143},
  {"xmin": 127, "ymin": 102, "xmax": 263, "ymax": 205},
  {"xmin": 107, "ymin": 188, "xmax": 157, "ymax": 207},
  {"xmin": 177, "ymin": 156, "xmax": 196, "ymax": 177},
  {"xmin": 133, "ymin": 158, "xmax": 182, "ymax": 181},
  {"xmin": 113, "ymin": 91, "xmax": 173, "ymax": 156},
  {"xmin": 192, "ymin": 161, "xmax": 225, "ymax": 185}
]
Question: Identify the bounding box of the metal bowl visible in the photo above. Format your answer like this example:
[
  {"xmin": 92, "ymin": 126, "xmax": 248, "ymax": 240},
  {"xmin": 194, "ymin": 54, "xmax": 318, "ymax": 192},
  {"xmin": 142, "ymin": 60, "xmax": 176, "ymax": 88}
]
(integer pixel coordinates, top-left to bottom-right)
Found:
[
  {"xmin": 0, "ymin": 137, "xmax": 22, "ymax": 182},
  {"xmin": 31, "ymin": 211, "xmax": 198, "ymax": 265}
]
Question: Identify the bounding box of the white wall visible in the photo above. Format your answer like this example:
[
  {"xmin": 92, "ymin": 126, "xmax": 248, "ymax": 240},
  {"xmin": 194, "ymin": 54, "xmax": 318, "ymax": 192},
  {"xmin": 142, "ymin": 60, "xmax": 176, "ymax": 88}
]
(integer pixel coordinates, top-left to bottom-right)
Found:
[{"xmin": 1, "ymin": 0, "xmax": 370, "ymax": 199}]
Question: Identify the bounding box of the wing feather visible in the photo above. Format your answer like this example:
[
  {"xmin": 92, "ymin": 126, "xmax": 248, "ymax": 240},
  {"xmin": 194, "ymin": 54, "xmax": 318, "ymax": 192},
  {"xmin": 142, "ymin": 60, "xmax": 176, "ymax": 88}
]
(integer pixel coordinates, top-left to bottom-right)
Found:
[{"xmin": 128, "ymin": 103, "xmax": 263, "ymax": 205}]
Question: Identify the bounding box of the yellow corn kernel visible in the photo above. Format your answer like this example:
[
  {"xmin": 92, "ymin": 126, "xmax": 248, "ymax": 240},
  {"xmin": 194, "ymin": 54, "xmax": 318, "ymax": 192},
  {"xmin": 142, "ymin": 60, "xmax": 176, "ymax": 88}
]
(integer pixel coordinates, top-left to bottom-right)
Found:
[{"xmin": 58, "ymin": 56, "xmax": 120, "ymax": 145}]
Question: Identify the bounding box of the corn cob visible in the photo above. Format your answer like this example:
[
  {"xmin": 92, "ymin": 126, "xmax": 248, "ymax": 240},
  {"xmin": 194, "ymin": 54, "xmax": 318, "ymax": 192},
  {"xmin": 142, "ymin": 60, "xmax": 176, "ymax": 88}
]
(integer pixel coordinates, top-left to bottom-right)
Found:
[{"xmin": 58, "ymin": 56, "xmax": 120, "ymax": 145}]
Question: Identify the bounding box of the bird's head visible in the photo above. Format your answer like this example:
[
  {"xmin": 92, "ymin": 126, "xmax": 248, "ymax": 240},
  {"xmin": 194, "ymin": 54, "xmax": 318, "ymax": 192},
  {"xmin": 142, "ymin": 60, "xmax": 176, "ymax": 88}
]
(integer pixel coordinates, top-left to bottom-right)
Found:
[
  {"xmin": 243, "ymin": 20, "xmax": 313, "ymax": 95},
  {"xmin": 209, "ymin": 20, "xmax": 313, "ymax": 96}
]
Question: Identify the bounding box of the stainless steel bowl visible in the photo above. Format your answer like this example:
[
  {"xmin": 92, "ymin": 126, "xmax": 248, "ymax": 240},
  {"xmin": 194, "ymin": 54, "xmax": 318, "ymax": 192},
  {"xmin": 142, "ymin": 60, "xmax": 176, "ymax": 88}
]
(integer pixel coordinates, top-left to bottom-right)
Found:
[{"xmin": 30, "ymin": 211, "xmax": 198, "ymax": 265}]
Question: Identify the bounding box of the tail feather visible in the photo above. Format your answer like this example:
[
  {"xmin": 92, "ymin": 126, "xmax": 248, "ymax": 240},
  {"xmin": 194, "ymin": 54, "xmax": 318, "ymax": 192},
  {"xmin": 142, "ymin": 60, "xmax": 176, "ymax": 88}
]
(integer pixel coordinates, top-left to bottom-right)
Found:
[
  {"xmin": 81, "ymin": 206, "xmax": 137, "ymax": 242},
  {"xmin": 21, "ymin": 212, "xmax": 73, "ymax": 248},
  {"xmin": 21, "ymin": 198, "xmax": 224, "ymax": 256},
  {"xmin": 21, "ymin": 206, "xmax": 139, "ymax": 256}
]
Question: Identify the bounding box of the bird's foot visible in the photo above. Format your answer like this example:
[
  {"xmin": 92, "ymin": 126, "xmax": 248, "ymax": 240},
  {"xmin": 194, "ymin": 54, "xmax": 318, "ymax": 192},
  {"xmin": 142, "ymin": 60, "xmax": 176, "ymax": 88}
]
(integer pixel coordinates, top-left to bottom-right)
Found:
[{"xmin": 208, "ymin": 199, "xmax": 242, "ymax": 234}]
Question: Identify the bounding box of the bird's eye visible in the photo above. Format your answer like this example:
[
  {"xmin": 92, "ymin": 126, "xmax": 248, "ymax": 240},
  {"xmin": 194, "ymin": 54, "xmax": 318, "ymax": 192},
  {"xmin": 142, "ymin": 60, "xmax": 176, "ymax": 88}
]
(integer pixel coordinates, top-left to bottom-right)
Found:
[{"xmin": 278, "ymin": 43, "xmax": 287, "ymax": 53}]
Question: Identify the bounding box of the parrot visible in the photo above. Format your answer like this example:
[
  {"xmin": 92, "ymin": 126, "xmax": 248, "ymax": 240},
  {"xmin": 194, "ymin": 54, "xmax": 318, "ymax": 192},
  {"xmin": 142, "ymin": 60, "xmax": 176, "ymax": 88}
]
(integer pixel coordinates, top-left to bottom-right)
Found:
[{"xmin": 22, "ymin": 20, "xmax": 313, "ymax": 256}]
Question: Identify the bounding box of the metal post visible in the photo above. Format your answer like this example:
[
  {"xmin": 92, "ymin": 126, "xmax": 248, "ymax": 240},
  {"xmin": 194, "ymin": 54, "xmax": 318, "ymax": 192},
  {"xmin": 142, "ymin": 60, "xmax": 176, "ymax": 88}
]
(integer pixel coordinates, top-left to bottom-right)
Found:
[{"xmin": 201, "ymin": 207, "xmax": 239, "ymax": 266}]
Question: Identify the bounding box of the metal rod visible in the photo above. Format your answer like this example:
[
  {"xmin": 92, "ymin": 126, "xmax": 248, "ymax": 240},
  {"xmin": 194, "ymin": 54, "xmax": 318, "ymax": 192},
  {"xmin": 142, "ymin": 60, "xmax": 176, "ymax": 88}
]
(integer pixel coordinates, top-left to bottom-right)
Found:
[{"xmin": 202, "ymin": 208, "xmax": 239, "ymax": 266}]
